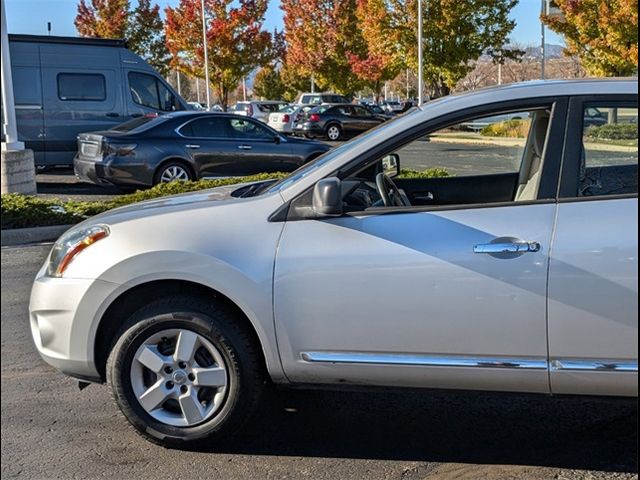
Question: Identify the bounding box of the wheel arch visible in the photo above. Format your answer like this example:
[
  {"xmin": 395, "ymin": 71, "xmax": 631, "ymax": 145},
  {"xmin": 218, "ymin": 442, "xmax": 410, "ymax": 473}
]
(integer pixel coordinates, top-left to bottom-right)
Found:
[
  {"xmin": 153, "ymin": 157, "xmax": 197, "ymax": 184},
  {"xmin": 94, "ymin": 279, "xmax": 272, "ymax": 383}
]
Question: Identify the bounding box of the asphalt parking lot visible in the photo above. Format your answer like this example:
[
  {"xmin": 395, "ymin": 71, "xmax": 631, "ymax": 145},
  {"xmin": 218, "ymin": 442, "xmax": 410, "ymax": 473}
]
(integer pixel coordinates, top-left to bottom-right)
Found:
[{"xmin": 1, "ymin": 244, "xmax": 637, "ymax": 480}]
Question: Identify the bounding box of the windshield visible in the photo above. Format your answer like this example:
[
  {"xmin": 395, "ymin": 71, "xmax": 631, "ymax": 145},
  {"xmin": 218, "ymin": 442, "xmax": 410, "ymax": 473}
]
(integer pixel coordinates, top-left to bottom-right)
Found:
[{"xmin": 263, "ymin": 110, "xmax": 419, "ymax": 194}]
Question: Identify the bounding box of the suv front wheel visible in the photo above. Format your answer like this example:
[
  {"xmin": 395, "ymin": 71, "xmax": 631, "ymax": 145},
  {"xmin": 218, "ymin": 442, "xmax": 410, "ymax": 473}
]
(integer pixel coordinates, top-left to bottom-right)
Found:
[{"xmin": 106, "ymin": 295, "xmax": 263, "ymax": 448}]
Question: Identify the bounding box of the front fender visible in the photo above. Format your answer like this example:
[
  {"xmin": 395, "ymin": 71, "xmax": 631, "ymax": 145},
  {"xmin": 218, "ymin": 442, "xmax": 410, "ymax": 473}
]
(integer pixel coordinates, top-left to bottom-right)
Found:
[{"xmin": 81, "ymin": 250, "xmax": 285, "ymax": 382}]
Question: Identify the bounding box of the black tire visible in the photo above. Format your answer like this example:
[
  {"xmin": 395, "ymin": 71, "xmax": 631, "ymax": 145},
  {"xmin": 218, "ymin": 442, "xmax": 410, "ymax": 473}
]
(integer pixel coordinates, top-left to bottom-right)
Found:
[
  {"xmin": 106, "ymin": 295, "xmax": 264, "ymax": 448},
  {"xmin": 325, "ymin": 123, "xmax": 342, "ymax": 141},
  {"xmin": 153, "ymin": 161, "xmax": 194, "ymax": 185}
]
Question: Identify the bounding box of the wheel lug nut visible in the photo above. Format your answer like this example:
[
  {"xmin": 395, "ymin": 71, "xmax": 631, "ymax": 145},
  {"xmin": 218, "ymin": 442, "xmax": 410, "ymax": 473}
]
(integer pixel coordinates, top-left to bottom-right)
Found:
[
  {"xmin": 164, "ymin": 366, "xmax": 173, "ymax": 374},
  {"xmin": 180, "ymin": 385, "xmax": 188, "ymax": 394},
  {"xmin": 188, "ymin": 373, "xmax": 195, "ymax": 381},
  {"xmin": 178, "ymin": 362, "xmax": 187, "ymax": 369},
  {"xmin": 166, "ymin": 381, "xmax": 174, "ymax": 389}
]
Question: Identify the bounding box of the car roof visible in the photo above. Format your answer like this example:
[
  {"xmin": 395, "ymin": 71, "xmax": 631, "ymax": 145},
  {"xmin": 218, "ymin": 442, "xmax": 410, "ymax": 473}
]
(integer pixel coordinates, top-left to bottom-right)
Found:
[{"xmin": 437, "ymin": 78, "xmax": 637, "ymax": 106}]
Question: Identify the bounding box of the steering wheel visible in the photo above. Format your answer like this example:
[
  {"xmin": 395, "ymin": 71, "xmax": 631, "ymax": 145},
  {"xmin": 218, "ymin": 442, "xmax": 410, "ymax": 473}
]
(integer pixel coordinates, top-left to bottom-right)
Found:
[{"xmin": 375, "ymin": 172, "xmax": 410, "ymax": 207}]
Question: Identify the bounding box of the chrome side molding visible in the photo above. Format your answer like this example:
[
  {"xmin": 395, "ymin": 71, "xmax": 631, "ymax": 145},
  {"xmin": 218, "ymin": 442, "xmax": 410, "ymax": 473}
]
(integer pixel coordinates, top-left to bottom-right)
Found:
[
  {"xmin": 301, "ymin": 352, "xmax": 639, "ymax": 373},
  {"xmin": 300, "ymin": 352, "xmax": 547, "ymax": 370},
  {"xmin": 551, "ymin": 359, "xmax": 638, "ymax": 372}
]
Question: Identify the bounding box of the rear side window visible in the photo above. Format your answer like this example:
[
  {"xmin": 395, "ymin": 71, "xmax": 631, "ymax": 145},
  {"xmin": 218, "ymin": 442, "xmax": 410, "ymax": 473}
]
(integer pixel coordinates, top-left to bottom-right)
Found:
[
  {"xmin": 57, "ymin": 73, "xmax": 105, "ymax": 101},
  {"xmin": 579, "ymin": 105, "xmax": 638, "ymax": 197},
  {"xmin": 179, "ymin": 117, "xmax": 231, "ymax": 138},
  {"xmin": 128, "ymin": 72, "xmax": 178, "ymax": 112}
]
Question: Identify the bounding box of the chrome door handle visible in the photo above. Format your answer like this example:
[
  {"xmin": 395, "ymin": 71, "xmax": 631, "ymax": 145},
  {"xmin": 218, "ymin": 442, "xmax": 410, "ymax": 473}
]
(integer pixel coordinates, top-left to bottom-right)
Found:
[
  {"xmin": 237, "ymin": 145, "xmax": 252, "ymax": 150},
  {"xmin": 185, "ymin": 144, "xmax": 200, "ymax": 149},
  {"xmin": 474, "ymin": 241, "xmax": 541, "ymax": 254}
]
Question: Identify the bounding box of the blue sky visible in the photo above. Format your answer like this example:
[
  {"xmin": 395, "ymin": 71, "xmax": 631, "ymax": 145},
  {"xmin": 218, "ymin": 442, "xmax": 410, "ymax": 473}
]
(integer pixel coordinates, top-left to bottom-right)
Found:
[{"xmin": 5, "ymin": 0, "xmax": 563, "ymax": 46}]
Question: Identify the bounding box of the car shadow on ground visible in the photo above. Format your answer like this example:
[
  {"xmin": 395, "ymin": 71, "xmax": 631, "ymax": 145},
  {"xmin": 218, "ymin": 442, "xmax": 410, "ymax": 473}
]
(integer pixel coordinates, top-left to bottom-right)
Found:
[{"xmin": 215, "ymin": 388, "xmax": 637, "ymax": 473}]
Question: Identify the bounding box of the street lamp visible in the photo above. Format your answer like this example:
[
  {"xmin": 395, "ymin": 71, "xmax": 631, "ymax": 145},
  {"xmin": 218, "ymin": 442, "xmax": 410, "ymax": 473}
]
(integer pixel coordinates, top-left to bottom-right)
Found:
[
  {"xmin": 417, "ymin": 0, "xmax": 424, "ymax": 105},
  {"xmin": 201, "ymin": 0, "xmax": 211, "ymax": 109}
]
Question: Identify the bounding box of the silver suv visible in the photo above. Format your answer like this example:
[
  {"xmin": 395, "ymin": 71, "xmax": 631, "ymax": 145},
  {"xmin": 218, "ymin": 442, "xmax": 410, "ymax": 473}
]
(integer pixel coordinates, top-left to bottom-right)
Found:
[
  {"xmin": 231, "ymin": 100, "xmax": 289, "ymax": 123},
  {"xmin": 30, "ymin": 79, "xmax": 638, "ymax": 448}
]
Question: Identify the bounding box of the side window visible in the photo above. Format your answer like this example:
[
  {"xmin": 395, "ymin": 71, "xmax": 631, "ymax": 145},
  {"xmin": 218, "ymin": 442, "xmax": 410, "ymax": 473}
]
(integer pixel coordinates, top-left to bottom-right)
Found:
[
  {"xmin": 579, "ymin": 105, "xmax": 638, "ymax": 197},
  {"xmin": 343, "ymin": 107, "xmax": 554, "ymax": 210},
  {"xmin": 337, "ymin": 106, "xmax": 353, "ymax": 116},
  {"xmin": 157, "ymin": 81, "xmax": 179, "ymax": 112},
  {"xmin": 128, "ymin": 72, "xmax": 160, "ymax": 110},
  {"xmin": 179, "ymin": 117, "xmax": 231, "ymax": 138},
  {"xmin": 229, "ymin": 118, "xmax": 273, "ymax": 139},
  {"xmin": 57, "ymin": 73, "xmax": 106, "ymax": 101},
  {"xmin": 354, "ymin": 106, "xmax": 372, "ymax": 117}
]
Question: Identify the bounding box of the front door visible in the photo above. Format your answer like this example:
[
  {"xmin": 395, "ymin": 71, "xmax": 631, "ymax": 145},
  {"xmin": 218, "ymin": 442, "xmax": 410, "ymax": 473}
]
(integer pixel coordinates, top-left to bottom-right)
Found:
[{"xmin": 274, "ymin": 100, "xmax": 568, "ymax": 393}]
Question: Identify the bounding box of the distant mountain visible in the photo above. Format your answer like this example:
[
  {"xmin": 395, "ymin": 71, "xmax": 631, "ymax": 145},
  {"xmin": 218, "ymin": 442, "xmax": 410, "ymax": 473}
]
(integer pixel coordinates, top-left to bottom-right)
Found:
[{"xmin": 524, "ymin": 43, "xmax": 565, "ymax": 59}]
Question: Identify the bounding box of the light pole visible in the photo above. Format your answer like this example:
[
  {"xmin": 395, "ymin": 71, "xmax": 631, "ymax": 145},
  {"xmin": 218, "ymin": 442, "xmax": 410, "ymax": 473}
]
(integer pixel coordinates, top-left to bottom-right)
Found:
[
  {"xmin": 1, "ymin": 0, "xmax": 22, "ymax": 151},
  {"xmin": 201, "ymin": 0, "xmax": 211, "ymax": 109},
  {"xmin": 540, "ymin": 0, "xmax": 546, "ymax": 80},
  {"xmin": 417, "ymin": 0, "xmax": 424, "ymax": 105},
  {"xmin": 1, "ymin": 0, "xmax": 36, "ymax": 194}
]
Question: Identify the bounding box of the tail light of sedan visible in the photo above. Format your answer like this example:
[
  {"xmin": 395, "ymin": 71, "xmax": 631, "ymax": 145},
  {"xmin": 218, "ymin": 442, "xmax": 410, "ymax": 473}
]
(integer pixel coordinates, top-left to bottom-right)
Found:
[
  {"xmin": 282, "ymin": 114, "xmax": 290, "ymax": 123},
  {"xmin": 309, "ymin": 114, "xmax": 321, "ymax": 122},
  {"xmin": 105, "ymin": 143, "xmax": 138, "ymax": 156}
]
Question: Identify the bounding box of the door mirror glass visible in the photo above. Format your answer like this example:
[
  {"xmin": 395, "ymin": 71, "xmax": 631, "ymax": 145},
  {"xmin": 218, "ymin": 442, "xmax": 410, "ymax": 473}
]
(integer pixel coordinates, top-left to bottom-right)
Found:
[
  {"xmin": 381, "ymin": 154, "xmax": 400, "ymax": 178},
  {"xmin": 312, "ymin": 177, "xmax": 343, "ymax": 216}
]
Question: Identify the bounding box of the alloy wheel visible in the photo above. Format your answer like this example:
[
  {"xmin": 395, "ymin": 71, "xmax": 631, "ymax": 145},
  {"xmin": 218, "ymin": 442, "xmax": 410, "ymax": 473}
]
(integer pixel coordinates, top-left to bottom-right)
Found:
[
  {"xmin": 327, "ymin": 125, "xmax": 341, "ymax": 141},
  {"xmin": 130, "ymin": 328, "xmax": 228, "ymax": 427},
  {"xmin": 160, "ymin": 165, "xmax": 190, "ymax": 183}
]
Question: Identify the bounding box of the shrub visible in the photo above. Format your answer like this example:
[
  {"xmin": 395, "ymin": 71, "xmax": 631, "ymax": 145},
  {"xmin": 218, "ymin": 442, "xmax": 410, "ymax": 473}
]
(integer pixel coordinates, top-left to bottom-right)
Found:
[
  {"xmin": 1, "ymin": 173, "xmax": 286, "ymax": 230},
  {"xmin": 585, "ymin": 123, "xmax": 638, "ymax": 141},
  {"xmin": 1, "ymin": 170, "xmax": 451, "ymax": 229},
  {"xmin": 0, "ymin": 194, "xmax": 85, "ymax": 229},
  {"xmin": 399, "ymin": 168, "xmax": 450, "ymax": 178},
  {"xmin": 481, "ymin": 119, "xmax": 531, "ymax": 138}
]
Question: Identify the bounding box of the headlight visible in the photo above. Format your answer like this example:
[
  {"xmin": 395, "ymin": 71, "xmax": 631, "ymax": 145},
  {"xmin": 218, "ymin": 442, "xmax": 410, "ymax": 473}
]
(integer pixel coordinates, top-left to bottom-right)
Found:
[{"xmin": 47, "ymin": 224, "xmax": 110, "ymax": 277}]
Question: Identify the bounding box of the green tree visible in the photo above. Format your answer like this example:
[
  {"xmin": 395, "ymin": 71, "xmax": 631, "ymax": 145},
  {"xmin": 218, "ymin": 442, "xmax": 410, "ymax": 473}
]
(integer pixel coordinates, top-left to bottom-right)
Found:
[
  {"xmin": 542, "ymin": 0, "xmax": 638, "ymax": 76},
  {"xmin": 281, "ymin": 0, "xmax": 366, "ymax": 95},
  {"xmin": 253, "ymin": 66, "xmax": 286, "ymax": 99},
  {"xmin": 392, "ymin": 0, "xmax": 518, "ymax": 97},
  {"xmin": 126, "ymin": 0, "xmax": 171, "ymax": 76},
  {"xmin": 75, "ymin": 0, "xmax": 170, "ymax": 76}
]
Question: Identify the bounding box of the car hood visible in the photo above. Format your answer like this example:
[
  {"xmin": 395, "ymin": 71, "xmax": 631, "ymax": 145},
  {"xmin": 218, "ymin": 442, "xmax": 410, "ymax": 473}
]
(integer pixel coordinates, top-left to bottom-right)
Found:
[{"xmin": 83, "ymin": 181, "xmax": 273, "ymax": 226}]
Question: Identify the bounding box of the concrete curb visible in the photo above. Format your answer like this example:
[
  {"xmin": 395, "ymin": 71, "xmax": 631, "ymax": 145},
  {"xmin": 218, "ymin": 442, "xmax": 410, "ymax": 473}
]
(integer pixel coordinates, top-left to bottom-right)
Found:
[{"xmin": 1, "ymin": 224, "xmax": 74, "ymax": 247}]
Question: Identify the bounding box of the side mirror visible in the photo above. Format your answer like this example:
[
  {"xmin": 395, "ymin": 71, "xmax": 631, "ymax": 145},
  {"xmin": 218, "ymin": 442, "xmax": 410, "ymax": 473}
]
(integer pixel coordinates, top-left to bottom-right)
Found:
[
  {"xmin": 312, "ymin": 177, "xmax": 343, "ymax": 216},
  {"xmin": 273, "ymin": 135, "xmax": 282, "ymax": 144},
  {"xmin": 381, "ymin": 153, "xmax": 400, "ymax": 178}
]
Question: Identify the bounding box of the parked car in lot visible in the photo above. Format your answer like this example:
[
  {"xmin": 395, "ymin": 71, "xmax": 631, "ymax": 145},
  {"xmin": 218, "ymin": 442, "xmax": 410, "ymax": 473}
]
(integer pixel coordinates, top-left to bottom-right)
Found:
[
  {"xmin": 74, "ymin": 112, "xmax": 331, "ymax": 187},
  {"xmin": 31, "ymin": 79, "xmax": 637, "ymax": 449},
  {"xmin": 296, "ymin": 92, "xmax": 351, "ymax": 105},
  {"xmin": 380, "ymin": 100, "xmax": 404, "ymax": 113},
  {"xmin": 267, "ymin": 104, "xmax": 313, "ymax": 133},
  {"xmin": 231, "ymin": 100, "xmax": 289, "ymax": 123},
  {"xmin": 294, "ymin": 103, "xmax": 387, "ymax": 140},
  {"xmin": 6, "ymin": 34, "xmax": 187, "ymax": 167}
]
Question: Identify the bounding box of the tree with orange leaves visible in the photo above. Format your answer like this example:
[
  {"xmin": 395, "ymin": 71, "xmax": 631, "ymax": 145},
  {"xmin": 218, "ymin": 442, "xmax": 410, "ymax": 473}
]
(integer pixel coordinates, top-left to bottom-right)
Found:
[
  {"xmin": 542, "ymin": 0, "xmax": 638, "ymax": 76},
  {"xmin": 75, "ymin": 0, "xmax": 170, "ymax": 76},
  {"xmin": 165, "ymin": 0, "xmax": 281, "ymax": 109},
  {"xmin": 347, "ymin": 0, "xmax": 401, "ymax": 101},
  {"xmin": 75, "ymin": 0, "xmax": 129, "ymax": 38}
]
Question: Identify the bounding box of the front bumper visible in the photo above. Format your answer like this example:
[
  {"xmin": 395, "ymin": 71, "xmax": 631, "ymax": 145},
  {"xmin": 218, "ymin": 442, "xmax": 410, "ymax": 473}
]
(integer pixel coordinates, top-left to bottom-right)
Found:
[{"xmin": 29, "ymin": 266, "xmax": 121, "ymax": 382}]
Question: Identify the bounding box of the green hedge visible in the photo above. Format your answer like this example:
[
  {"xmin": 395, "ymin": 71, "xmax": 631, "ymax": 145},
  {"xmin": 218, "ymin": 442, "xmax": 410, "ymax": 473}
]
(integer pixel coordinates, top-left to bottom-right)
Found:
[
  {"xmin": 1, "ymin": 168, "xmax": 449, "ymax": 229},
  {"xmin": 586, "ymin": 123, "xmax": 638, "ymax": 141},
  {"xmin": 480, "ymin": 119, "xmax": 531, "ymax": 138}
]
